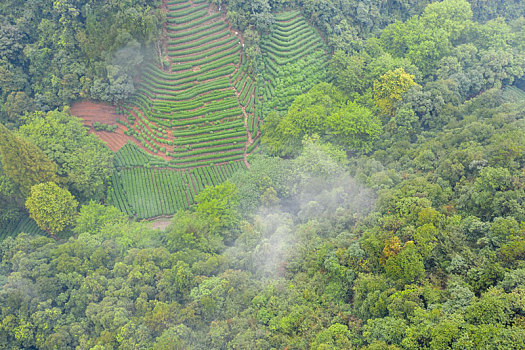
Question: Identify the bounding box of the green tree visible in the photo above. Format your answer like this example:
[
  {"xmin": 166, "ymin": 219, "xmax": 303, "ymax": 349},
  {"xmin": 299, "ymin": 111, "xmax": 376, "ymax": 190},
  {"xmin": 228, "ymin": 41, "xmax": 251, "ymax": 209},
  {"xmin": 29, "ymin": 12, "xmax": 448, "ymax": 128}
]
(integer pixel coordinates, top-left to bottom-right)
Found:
[
  {"xmin": 380, "ymin": 0, "xmax": 473, "ymax": 75},
  {"xmin": 384, "ymin": 241, "xmax": 425, "ymax": 285},
  {"xmin": 373, "ymin": 68, "xmax": 418, "ymax": 117},
  {"xmin": 4, "ymin": 91, "xmax": 35, "ymax": 125},
  {"xmin": 328, "ymin": 100, "xmax": 382, "ymax": 151},
  {"xmin": 25, "ymin": 182, "xmax": 78, "ymax": 236},
  {"xmin": 74, "ymin": 201, "xmax": 126, "ymax": 235},
  {"xmin": 0, "ymin": 123, "xmax": 58, "ymax": 196},
  {"xmin": 0, "ymin": 167, "xmax": 21, "ymax": 228},
  {"xmin": 20, "ymin": 110, "xmax": 114, "ymax": 201},
  {"xmin": 195, "ymin": 181, "xmax": 240, "ymax": 240},
  {"xmin": 311, "ymin": 323, "xmax": 356, "ymax": 349}
]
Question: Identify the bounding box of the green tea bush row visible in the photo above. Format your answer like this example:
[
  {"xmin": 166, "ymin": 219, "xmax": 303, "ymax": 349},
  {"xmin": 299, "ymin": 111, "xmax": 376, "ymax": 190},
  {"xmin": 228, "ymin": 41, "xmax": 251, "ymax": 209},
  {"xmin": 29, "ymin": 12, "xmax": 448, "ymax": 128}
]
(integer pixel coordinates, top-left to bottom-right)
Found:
[
  {"xmin": 176, "ymin": 136, "xmax": 246, "ymax": 151},
  {"xmin": 169, "ymin": 22, "xmax": 226, "ymax": 44},
  {"xmin": 270, "ymin": 26, "xmax": 313, "ymax": 43},
  {"xmin": 174, "ymin": 129, "xmax": 245, "ymax": 145},
  {"xmin": 168, "ymin": 36, "xmax": 234, "ymax": 58},
  {"xmin": 153, "ymin": 97, "xmax": 238, "ymax": 120},
  {"xmin": 114, "ymin": 167, "xmax": 192, "ymax": 218},
  {"xmin": 170, "ymin": 148, "xmax": 244, "ymax": 164},
  {"xmin": 247, "ymin": 136, "xmax": 260, "ymax": 153},
  {"xmin": 201, "ymin": 54, "xmax": 237, "ymax": 71},
  {"xmin": 168, "ymin": 37, "xmax": 237, "ymax": 61},
  {"xmin": 170, "ymin": 77, "xmax": 230, "ymax": 100},
  {"xmin": 167, "ymin": 18, "xmax": 223, "ymax": 38},
  {"xmin": 108, "ymin": 172, "xmax": 135, "ymax": 216},
  {"xmin": 240, "ymin": 83, "xmax": 253, "ymax": 106},
  {"xmin": 273, "ymin": 16, "xmax": 305, "ymax": 30},
  {"xmin": 167, "ymin": 3, "xmax": 207, "ymax": 18},
  {"xmin": 114, "ymin": 142, "xmax": 168, "ymax": 168},
  {"xmin": 170, "ymin": 108, "xmax": 241, "ymax": 126},
  {"xmin": 266, "ymin": 32, "xmax": 317, "ymax": 50},
  {"xmin": 154, "ymin": 89, "xmax": 233, "ymax": 112},
  {"xmin": 168, "ymin": 31, "xmax": 226, "ymax": 51},
  {"xmin": 271, "ymin": 22, "xmax": 309, "ymax": 38},
  {"xmin": 167, "ymin": 9, "xmax": 208, "ymax": 24},
  {"xmin": 274, "ymin": 11, "xmax": 301, "ymax": 21},
  {"xmin": 173, "ymin": 119, "xmax": 243, "ymax": 137},
  {"xmin": 235, "ymin": 73, "xmax": 249, "ymax": 91},
  {"xmin": 246, "ymin": 93, "xmax": 255, "ymax": 111},
  {"xmin": 263, "ymin": 33, "xmax": 318, "ymax": 55},
  {"xmin": 167, "ymin": 0, "xmax": 187, "ymax": 4},
  {"xmin": 167, "ymin": 2, "xmax": 191, "ymax": 11},
  {"xmin": 167, "ymin": 12, "xmax": 220, "ymax": 31},
  {"xmin": 167, "ymin": 0, "xmax": 187, "ymax": 5},
  {"xmin": 170, "ymin": 44, "xmax": 239, "ymax": 70},
  {"xmin": 168, "ymin": 154, "xmax": 243, "ymax": 169},
  {"xmin": 170, "ymin": 143, "xmax": 242, "ymax": 158}
]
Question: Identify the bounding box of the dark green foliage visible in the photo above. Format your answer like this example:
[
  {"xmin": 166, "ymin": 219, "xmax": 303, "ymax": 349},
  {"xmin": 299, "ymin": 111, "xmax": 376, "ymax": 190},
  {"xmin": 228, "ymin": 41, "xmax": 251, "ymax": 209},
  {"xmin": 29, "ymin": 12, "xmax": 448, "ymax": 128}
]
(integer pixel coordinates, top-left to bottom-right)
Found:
[
  {"xmin": 1, "ymin": 0, "xmax": 525, "ymax": 348},
  {"xmin": 0, "ymin": 0, "xmax": 162, "ymax": 116},
  {"xmin": 19, "ymin": 110, "xmax": 114, "ymax": 202},
  {"xmin": 0, "ymin": 123, "xmax": 58, "ymax": 196}
]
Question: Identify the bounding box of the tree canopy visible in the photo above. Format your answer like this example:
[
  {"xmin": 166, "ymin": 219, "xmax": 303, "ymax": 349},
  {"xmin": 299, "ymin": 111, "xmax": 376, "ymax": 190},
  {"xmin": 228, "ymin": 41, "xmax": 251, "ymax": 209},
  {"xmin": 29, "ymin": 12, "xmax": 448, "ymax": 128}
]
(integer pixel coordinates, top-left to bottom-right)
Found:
[
  {"xmin": 19, "ymin": 110, "xmax": 114, "ymax": 201},
  {"xmin": 0, "ymin": 0, "xmax": 525, "ymax": 348}
]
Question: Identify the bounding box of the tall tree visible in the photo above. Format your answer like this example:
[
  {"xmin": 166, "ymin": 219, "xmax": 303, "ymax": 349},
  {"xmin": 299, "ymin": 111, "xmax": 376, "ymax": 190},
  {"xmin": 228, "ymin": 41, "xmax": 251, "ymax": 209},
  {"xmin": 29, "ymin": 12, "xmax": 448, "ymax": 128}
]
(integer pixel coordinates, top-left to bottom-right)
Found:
[
  {"xmin": 0, "ymin": 123, "xmax": 58, "ymax": 196},
  {"xmin": 20, "ymin": 110, "xmax": 114, "ymax": 201}
]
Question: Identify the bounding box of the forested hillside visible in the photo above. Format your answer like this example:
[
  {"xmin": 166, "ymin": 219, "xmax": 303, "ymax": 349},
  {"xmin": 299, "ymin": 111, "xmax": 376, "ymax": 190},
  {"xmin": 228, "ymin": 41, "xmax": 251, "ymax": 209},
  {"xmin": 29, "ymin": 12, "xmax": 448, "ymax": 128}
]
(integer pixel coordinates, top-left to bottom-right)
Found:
[
  {"xmin": 0, "ymin": 0, "xmax": 524, "ymax": 348},
  {"xmin": 0, "ymin": 0, "xmax": 162, "ymax": 126}
]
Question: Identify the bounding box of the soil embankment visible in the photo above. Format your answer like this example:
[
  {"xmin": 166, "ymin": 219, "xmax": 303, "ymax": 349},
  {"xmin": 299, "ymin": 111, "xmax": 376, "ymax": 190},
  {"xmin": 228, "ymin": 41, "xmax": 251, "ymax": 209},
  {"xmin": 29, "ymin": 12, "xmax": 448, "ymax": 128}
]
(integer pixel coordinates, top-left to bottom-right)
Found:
[{"xmin": 71, "ymin": 101, "xmax": 134, "ymax": 152}]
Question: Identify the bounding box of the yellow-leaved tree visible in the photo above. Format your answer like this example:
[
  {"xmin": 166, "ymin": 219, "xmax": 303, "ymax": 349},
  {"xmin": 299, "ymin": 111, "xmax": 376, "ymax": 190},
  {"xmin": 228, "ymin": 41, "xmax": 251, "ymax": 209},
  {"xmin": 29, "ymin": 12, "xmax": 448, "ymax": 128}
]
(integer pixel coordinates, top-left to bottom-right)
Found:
[{"xmin": 373, "ymin": 68, "xmax": 418, "ymax": 117}]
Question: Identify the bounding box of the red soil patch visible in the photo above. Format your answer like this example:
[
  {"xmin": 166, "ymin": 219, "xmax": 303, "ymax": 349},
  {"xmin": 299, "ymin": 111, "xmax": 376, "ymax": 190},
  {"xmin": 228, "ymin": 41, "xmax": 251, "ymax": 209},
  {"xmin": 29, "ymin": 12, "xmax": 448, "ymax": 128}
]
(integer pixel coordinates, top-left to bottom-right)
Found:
[{"xmin": 71, "ymin": 101, "xmax": 139, "ymax": 153}]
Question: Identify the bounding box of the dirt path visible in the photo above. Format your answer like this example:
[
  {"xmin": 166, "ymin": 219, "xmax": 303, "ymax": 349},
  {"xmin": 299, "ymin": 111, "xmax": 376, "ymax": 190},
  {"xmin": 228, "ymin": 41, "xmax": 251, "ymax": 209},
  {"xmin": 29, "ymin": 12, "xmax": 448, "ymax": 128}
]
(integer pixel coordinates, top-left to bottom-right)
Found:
[{"xmin": 235, "ymin": 90, "xmax": 253, "ymax": 169}]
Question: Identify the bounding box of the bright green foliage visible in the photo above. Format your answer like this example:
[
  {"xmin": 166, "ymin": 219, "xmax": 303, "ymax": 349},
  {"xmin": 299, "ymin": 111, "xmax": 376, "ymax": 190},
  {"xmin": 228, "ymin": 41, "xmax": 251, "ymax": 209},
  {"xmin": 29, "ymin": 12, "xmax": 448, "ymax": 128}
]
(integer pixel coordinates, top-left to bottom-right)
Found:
[
  {"xmin": 311, "ymin": 323, "xmax": 356, "ymax": 349},
  {"xmin": 19, "ymin": 110, "xmax": 114, "ymax": 201},
  {"xmin": 74, "ymin": 201, "xmax": 126, "ymax": 235},
  {"xmin": 329, "ymin": 49, "xmax": 417, "ymax": 99},
  {"xmin": 1, "ymin": 0, "xmax": 525, "ymax": 349},
  {"xmin": 230, "ymin": 154, "xmax": 292, "ymax": 216},
  {"xmin": 0, "ymin": 123, "xmax": 58, "ymax": 196},
  {"xmin": 381, "ymin": 0, "xmax": 473, "ymax": 75},
  {"xmin": 328, "ymin": 100, "xmax": 382, "ymax": 151},
  {"xmin": 292, "ymin": 135, "xmax": 349, "ymax": 181},
  {"xmin": 458, "ymin": 166, "xmax": 524, "ymax": 221},
  {"xmin": 373, "ymin": 68, "xmax": 418, "ymax": 117},
  {"xmin": 363, "ymin": 316, "xmax": 407, "ymax": 345},
  {"xmin": 25, "ymin": 182, "xmax": 78, "ymax": 236},
  {"xmin": 263, "ymin": 83, "xmax": 379, "ymax": 155},
  {"xmin": 195, "ymin": 182, "xmax": 239, "ymax": 238}
]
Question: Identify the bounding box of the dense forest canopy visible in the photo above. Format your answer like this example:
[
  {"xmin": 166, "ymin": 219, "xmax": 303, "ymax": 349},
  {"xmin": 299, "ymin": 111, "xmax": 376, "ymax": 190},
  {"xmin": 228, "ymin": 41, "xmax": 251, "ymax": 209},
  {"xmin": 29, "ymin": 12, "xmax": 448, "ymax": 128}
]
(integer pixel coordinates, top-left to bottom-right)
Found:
[
  {"xmin": 0, "ymin": 0, "xmax": 162, "ymax": 125},
  {"xmin": 0, "ymin": 0, "xmax": 525, "ymax": 348}
]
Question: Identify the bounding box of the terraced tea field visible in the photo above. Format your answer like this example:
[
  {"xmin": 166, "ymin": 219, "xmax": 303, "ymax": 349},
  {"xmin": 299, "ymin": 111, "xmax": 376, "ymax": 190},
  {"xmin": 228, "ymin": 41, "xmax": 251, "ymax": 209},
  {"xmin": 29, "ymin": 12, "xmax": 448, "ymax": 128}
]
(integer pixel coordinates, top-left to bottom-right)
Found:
[
  {"xmin": 109, "ymin": 143, "xmax": 245, "ymax": 219},
  {"xmin": 119, "ymin": 0, "xmax": 255, "ymax": 168},
  {"xmin": 105, "ymin": 0, "xmax": 258, "ymax": 218},
  {"xmin": 503, "ymin": 85, "xmax": 525, "ymax": 102},
  {"xmin": 259, "ymin": 11, "xmax": 329, "ymax": 113},
  {"xmin": 102, "ymin": 3, "xmax": 328, "ymax": 219}
]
